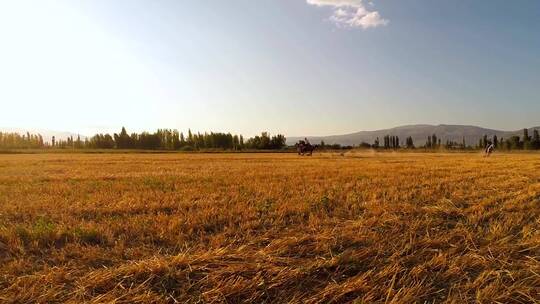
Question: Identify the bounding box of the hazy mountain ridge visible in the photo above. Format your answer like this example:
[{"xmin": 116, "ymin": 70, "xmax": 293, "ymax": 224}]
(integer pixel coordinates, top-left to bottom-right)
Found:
[{"xmin": 287, "ymin": 124, "xmax": 540, "ymax": 146}]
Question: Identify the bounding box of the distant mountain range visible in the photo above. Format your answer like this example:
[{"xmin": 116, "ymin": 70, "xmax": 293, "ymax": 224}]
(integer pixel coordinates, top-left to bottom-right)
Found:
[
  {"xmin": 287, "ymin": 124, "xmax": 540, "ymax": 146},
  {"xmin": 0, "ymin": 128, "xmax": 87, "ymax": 144}
]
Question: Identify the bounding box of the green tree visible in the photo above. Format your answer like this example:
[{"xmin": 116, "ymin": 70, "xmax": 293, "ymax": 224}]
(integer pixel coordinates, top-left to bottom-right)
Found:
[
  {"xmin": 114, "ymin": 127, "xmax": 133, "ymax": 149},
  {"xmin": 187, "ymin": 129, "xmax": 194, "ymax": 147},
  {"xmin": 405, "ymin": 136, "xmax": 414, "ymax": 148},
  {"xmin": 179, "ymin": 132, "xmax": 186, "ymax": 148},
  {"xmin": 532, "ymin": 129, "xmax": 540, "ymax": 149},
  {"xmin": 523, "ymin": 128, "xmax": 532, "ymax": 150},
  {"xmin": 507, "ymin": 136, "xmax": 521, "ymax": 150}
]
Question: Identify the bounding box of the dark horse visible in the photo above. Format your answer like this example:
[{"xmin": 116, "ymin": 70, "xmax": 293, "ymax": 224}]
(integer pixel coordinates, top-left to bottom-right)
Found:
[{"xmin": 297, "ymin": 141, "xmax": 315, "ymax": 156}]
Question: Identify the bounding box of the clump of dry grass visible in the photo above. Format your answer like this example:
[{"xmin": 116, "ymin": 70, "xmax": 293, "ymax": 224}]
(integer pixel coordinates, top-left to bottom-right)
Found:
[{"xmin": 0, "ymin": 152, "xmax": 539, "ymax": 303}]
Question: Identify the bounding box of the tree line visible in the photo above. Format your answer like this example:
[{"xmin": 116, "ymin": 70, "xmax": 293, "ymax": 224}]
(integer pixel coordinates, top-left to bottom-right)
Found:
[
  {"xmin": 317, "ymin": 128, "xmax": 540, "ymax": 151},
  {"xmin": 376, "ymin": 129, "xmax": 540, "ymax": 150},
  {"xmin": 3, "ymin": 128, "xmax": 540, "ymax": 151},
  {"xmin": 481, "ymin": 129, "xmax": 540, "ymax": 150},
  {"xmin": 0, "ymin": 128, "xmax": 287, "ymax": 151},
  {"xmin": 0, "ymin": 132, "xmax": 44, "ymax": 149}
]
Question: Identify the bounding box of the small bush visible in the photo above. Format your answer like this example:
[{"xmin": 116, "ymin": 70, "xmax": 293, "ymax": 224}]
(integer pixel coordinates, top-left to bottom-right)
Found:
[
  {"xmin": 180, "ymin": 146, "xmax": 195, "ymax": 152},
  {"xmin": 73, "ymin": 227, "xmax": 105, "ymax": 245}
]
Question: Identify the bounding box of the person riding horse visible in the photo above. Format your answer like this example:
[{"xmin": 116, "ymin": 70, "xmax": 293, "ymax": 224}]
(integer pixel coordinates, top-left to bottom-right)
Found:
[
  {"xmin": 297, "ymin": 138, "xmax": 315, "ymax": 156},
  {"xmin": 485, "ymin": 143, "xmax": 494, "ymax": 157}
]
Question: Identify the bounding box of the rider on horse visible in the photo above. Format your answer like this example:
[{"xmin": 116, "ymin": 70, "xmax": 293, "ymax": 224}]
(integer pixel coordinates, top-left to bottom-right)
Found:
[{"xmin": 298, "ymin": 138, "xmax": 314, "ymax": 156}]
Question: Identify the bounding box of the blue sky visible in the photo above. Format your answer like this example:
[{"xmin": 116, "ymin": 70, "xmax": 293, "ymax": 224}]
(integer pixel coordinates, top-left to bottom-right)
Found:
[{"xmin": 1, "ymin": 0, "xmax": 539, "ymax": 136}]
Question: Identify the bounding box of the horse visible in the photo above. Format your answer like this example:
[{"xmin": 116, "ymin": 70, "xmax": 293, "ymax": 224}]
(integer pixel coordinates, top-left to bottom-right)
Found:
[
  {"xmin": 297, "ymin": 141, "xmax": 315, "ymax": 156},
  {"xmin": 484, "ymin": 143, "xmax": 494, "ymax": 157}
]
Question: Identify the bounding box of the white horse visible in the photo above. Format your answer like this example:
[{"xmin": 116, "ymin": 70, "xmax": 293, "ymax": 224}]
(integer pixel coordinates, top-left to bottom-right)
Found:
[{"xmin": 484, "ymin": 143, "xmax": 494, "ymax": 157}]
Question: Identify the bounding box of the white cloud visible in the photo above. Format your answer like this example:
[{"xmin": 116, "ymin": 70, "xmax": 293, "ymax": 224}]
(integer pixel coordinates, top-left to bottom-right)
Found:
[{"xmin": 306, "ymin": 0, "xmax": 388, "ymax": 29}]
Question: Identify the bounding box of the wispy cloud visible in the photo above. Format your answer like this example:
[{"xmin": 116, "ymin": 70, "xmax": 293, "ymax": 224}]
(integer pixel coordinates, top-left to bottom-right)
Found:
[{"xmin": 307, "ymin": 0, "xmax": 389, "ymax": 29}]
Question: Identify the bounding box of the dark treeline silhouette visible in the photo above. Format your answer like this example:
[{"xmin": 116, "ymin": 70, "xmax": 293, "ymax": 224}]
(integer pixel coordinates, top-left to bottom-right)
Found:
[
  {"xmin": 349, "ymin": 129, "xmax": 540, "ymax": 151},
  {"xmin": 421, "ymin": 128, "xmax": 540, "ymax": 151},
  {"xmin": 245, "ymin": 132, "xmax": 286, "ymax": 150},
  {"xmin": 87, "ymin": 128, "xmax": 286, "ymax": 150},
  {"xmin": 498, "ymin": 129, "xmax": 540, "ymax": 150},
  {"xmin": 318, "ymin": 128, "xmax": 540, "ymax": 151},
  {"xmin": 318, "ymin": 141, "xmax": 355, "ymax": 150},
  {"xmin": 3, "ymin": 128, "xmax": 540, "ymax": 152},
  {"xmin": 424, "ymin": 134, "xmax": 467, "ymax": 150},
  {"xmin": 1, "ymin": 127, "xmax": 286, "ymax": 151},
  {"xmin": 319, "ymin": 135, "xmax": 407, "ymax": 151},
  {"xmin": 405, "ymin": 136, "xmax": 414, "ymax": 148},
  {"xmin": 1, "ymin": 128, "xmax": 286, "ymax": 151},
  {"xmin": 383, "ymin": 135, "xmax": 400, "ymax": 149}
]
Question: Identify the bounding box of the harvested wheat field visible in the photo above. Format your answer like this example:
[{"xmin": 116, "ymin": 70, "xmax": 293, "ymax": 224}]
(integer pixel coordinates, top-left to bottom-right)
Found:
[{"xmin": 0, "ymin": 152, "xmax": 539, "ymax": 303}]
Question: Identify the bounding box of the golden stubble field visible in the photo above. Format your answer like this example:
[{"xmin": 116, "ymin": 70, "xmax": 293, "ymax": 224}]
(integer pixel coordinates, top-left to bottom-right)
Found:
[{"xmin": 0, "ymin": 152, "xmax": 539, "ymax": 303}]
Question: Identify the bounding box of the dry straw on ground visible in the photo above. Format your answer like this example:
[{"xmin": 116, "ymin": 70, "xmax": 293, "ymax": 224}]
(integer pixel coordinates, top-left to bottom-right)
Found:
[{"xmin": 0, "ymin": 152, "xmax": 539, "ymax": 303}]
